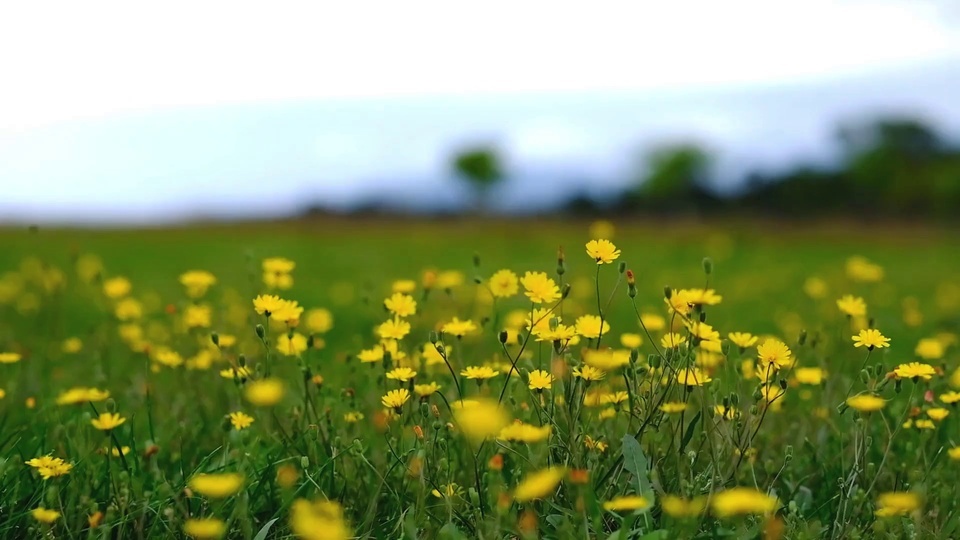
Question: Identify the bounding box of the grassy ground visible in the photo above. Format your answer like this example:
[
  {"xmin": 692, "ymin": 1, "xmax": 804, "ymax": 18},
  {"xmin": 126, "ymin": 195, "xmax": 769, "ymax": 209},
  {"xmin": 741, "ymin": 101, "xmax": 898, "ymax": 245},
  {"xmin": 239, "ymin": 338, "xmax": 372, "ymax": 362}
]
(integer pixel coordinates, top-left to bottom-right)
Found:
[{"xmin": 1, "ymin": 218, "xmax": 959, "ymax": 539}]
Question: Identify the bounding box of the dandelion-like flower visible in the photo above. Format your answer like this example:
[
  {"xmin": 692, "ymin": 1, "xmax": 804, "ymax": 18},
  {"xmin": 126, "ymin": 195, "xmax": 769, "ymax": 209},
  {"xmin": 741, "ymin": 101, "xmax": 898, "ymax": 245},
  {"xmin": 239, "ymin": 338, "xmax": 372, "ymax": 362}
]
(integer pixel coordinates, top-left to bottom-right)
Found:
[
  {"xmin": 91, "ymin": 412, "xmax": 126, "ymax": 431},
  {"xmin": 189, "ymin": 473, "xmax": 245, "ymax": 498},
  {"xmin": 520, "ymin": 272, "xmax": 562, "ymax": 304},
  {"xmin": 676, "ymin": 368, "xmax": 712, "ymax": 386},
  {"xmin": 728, "ymin": 332, "xmax": 758, "ymax": 349},
  {"xmin": 414, "ymin": 382, "xmax": 441, "ymax": 397},
  {"xmin": 711, "ymin": 487, "xmax": 778, "ymax": 517},
  {"xmin": 602, "ymin": 495, "xmax": 650, "ymax": 512},
  {"xmin": 228, "ymin": 411, "xmax": 254, "ymax": 430},
  {"xmin": 528, "ymin": 369, "xmax": 554, "ymax": 391},
  {"xmin": 31, "ymin": 507, "xmax": 60, "ymax": 524},
  {"xmin": 386, "ymin": 367, "xmax": 417, "ymax": 382},
  {"xmin": 575, "ymin": 314, "xmax": 609, "ymax": 339},
  {"xmin": 852, "ymin": 328, "xmax": 890, "ymax": 350},
  {"xmin": 381, "ymin": 389, "xmax": 411, "ymax": 410},
  {"xmin": 179, "ymin": 270, "xmax": 217, "ymax": 298},
  {"xmin": 498, "ymin": 422, "xmax": 552, "ymax": 443},
  {"xmin": 244, "ymin": 379, "xmax": 285, "ymax": 406},
  {"xmin": 836, "ymin": 295, "xmax": 867, "ymax": 317},
  {"xmin": 846, "ymin": 394, "xmax": 886, "ymax": 412},
  {"xmin": 25, "ymin": 455, "xmax": 73, "ymax": 479},
  {"xmin": 377, "ymin": 318, "xmax": 411, "ymax": 340},
  {"xmin": 384, "ymin": 293, "xmax": 417, "ymax": 317},
  {"xmin": 489, "ymin": 269, "xmax": 519, "ymax": 298},
  {"xmin": 585, "ymin": 239, "xmax": 621, "ymax": 264},
  {"xmin": 572, "ymin": 365, "xmax": 606, "ymax": 382},
  {"xmin": 893, "ymin": 362, "xmax": 936, "ymax": 381},
  {"xmin": 442, "ymin": 317, "xmax": 477, "ymax": 338},
  {"xmin": 461, "ymin": 365, "xmax": 498, "ymax": 380},
  {"xmin": 513, "ymin": 466, "xmax": 566, "ymax": 502},
  {"xmin": 875, "ymin": 492, "xmax": 920, "ymax": 517},
  {"xmin": 183, "ymin": 518, "xmax": 227, "ymax": 539},
  {"xmin": 661, "ymin": 495, "xmax": 707, "ymax": 518}
]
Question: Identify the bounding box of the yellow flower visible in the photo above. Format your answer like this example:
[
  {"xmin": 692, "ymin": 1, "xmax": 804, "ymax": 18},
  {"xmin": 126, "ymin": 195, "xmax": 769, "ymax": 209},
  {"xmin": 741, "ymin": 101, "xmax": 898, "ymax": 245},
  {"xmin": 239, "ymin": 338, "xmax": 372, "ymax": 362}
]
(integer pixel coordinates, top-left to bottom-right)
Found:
[
  {"xmin": 893, "ymin": 362, "xmax": 936, "ymax": 381},
  {"xmin": 660, "ymin": 333, "xmax": 687, "ymax": 349},
  {"xmin": 573, "ymin": 365, "xmax": 606, "ymax": 382},
  {"xmin": 661, "ymin": 495, "xmax": 707, "ymax": 518},
  {"xmin": 61, "ymin": 337, "xmax": 83, "ymax": 353},
  {"xmin": 414, "ymin": 382, "xmax": 441, "ymax": 397},
  {"xmin": 377, "ymin": 318, "xmax": 411, "ymax": 340},
  {"xmin": 875, "ymin": 492, "xmax": 920, "ymax": 517},
  {"xmin": 803, "ymin": 276, "xmax": 828, "ymax": 299},
  {"xmin": 189, "ymin": 473, "xmax": 244, "ymax": 498},
  {"xmin": 585, "ymin": 239, "xmax": 621, "ymax": 264},
  {"xmin": 528, "ymin": 369, "xmax": 554, "ymax": 391},
  {"xmin": 386, "ymin": 367, "xmax": 417, "ymax": 382},
  {"xmin": 252, "ymin": 294, "xmax": 286, "ymax": 316},
  {"xmin": 715, "ymin": 405, "xmax": 738, "ymax": 420},
  {"xmin": 513, "ymin": 466, "xmax": 566, "ymax": 502},
  {"xmin": 665, "ymin": 289, "xmax": 694, "ymax": 316},
  {"xmin": 182, "ymin": 304, "xmax": 211, "ymax": 328},
  {"xmin": 220, "ymin": 366, "xmax": 252, "ymax": 380},
  {"xmin": 498, "ymin": 422, "xmax": 552, "ymax": 443},
  {"xmin": 601, "ymin": 391, "xmax": 629, "ymax": 405},
  {"xmin": 927, "ymin": 407, "xmax": 949, "ymax": 421},
  {"xmin": 915, "ymin": 338, "xmax": 945, "ymax": 360},
  {"xmin": 575, "ymin": 315, "xmax": 610, "ymax": 339},
  {"xmin": 392, "ymin": 279, "xmax": 416, "ymax": 294},
  {"xmin": 852, "ymin": 328, "xmax": 890, "ymax": 350},
  {"xmin": 794, "ymin": 367, "xmax": 826, "ymax": 385},
  {"xmin": 262, "ymin": 257, "xmax": 295, "ymax": 274},
  {"xmin": 685, "ymin": 288, "xmax": 723, "ymax": 306},
  {"xmin": 357, "ymin": 346, "xmax": 385, "ymax": 363},
  {"xmin": 56, "ymin": 387, "xmax": 110, "ymax": 405},
  {"xmin": 436, "ymin": 270, "xmax": 464, "ymax": 289},
  {"xmin": 344, "ymin": 411, "xmax": 365, "ymax": 423},
  {"xmin": 442, "ymin": 317, "xmax": 477, "ymax": 337},
  {"xmin": 276, "ymin": 333, "xmax": 308, "ymax": 356},
  {"xmin": 452, "ymin": 399, "xmax": 510, "ymax": 443},
  {"xmin": 620, "ymin": 333, "xmax": 643, "ymax": 348},
  {"xmin": 846, "ymin": 394, "xmax": 885, "ymax": 412},
  {"xmin": 0, "ymin": 352, "xmax": 22, "ymax": 363},
  {"xmin": 109, "ymin": 446, "xmax": 131, "ymax": 457},
  {"xmin": 384, "ymin": 292, "xmax": 417, "ymax": 317},
  {"xmin": 25, "ymin": 455, "xmax": 73, "ymax": 479},
  {"xmin": 846, "ymin": 256, "xmax": 884, "ymax": 282},
  {"xmin": 603, "ymin": 495, "xmax": 650, "ymax": 512},
  {"xmin": 103, "ymin": 276, "xmax": 132, "ymax": 299},
  {"xmin": 584, "ymin": 435, "xmax": 608, "ymax": 452},
  {"xmin": 183, "ymin": 518, "xmax": 227, "ymax": 539},
  {"xmin": 660, "ymin": 401, "xmax": 688, "ymax": 413},
  {"xmin": 461, "ymin": 365, "xmax": 498, "ymax": 380},
  {"xmin": 91, "ymin": 412, "xmax": 126, "ymax": 431},
  {"xmin": 244, "ymin": 379, "xmax": 286, "ymax": 406},
  {"xmin": 381, "ymin": 389, "xmax": 411, "ymax": 410},
  {"xmin": 520, "ymin": 271, "xmax": 562, "ymax": 304},
  {"xmin": 114, "ymin": 297, "xmax": 143, "ymax": 321},
  {"xmin": 949, "ymin": 447, "xmax": 960, "ymax": 460},
  {"xmin": 913, "ymin": 419, "xmax": 936, "ymax": 430},
  {"xmin": 940, "ymin": 391, "xmax": 960, "ymax": 404},
  {"xmin": 229, "ymin": 411, "xmax": 254, "ymax": 430},
  {"xmin": 836, "ymin": 295, "xmax": 867, "ymax": 317},
  {"xmin": 179, "ymin": 270, "xmax": 217, "ymax": 298},
  {"xmin": 289, "ymin": 499, "xmax": 351, "ymax": 540},
  {"xmin": 676, "ymin": 368, "xmax": 712, "ymax": 386},
  {"xmin": 688, "ymin": 321, "xmax": 720, "ymax": 341},
  {"xmin": 270, "ymin": 299, "xmax": 303, "ymax": 323},
  {"xmin": 640, "ymin": 313, "xmax": 666, "ymax": 332},
  {"xmin": 757, "ymin": 339, "xmax": 793, "ymax": 369},
  {"xmin": 305, "ymin": 308, "xmax": 334, "ymax": 333},
  {"xmin": 31, "ymin": 507, "xmax": 60, "ymax": 524},
  {"xmin": 489, "ymin": 269, "xmax": 519, "ymax": 298},
  {"xmin": 711, "ymin": 487, "xmax": 778, "ymax": 517},
  {"xmin": 728, "ymin": 332, "xmax": 758, "ymax": 349}
]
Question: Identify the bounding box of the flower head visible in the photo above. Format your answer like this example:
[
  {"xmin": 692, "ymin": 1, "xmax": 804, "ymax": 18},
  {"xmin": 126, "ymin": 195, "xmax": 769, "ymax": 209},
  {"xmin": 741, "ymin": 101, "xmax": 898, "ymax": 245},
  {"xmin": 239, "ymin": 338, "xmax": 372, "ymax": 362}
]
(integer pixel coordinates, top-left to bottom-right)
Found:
[
  {"xmin": 572, "ymin": 365, "xmax": 606, "ymax": 382},
  {"xmin": 575, "ymin": 314, "xmax": 610, "ymax": 339},
  {"xmin": 520, "ymin": 272, "xmax": 562, "ymax": 304},
  {"xmin": 184, "ymin": 518, "xmax": 227, "ymax": 539},
  {"xmin": 381, "ymin": 389, "xmax": 411, "ymax": 410},
  {"xmin": 228, "ymin": 411, "xmax": 254, "ymax": 430},
  {"xmin": 179, "ymin": 270, "xmax": 217, "ymax": 298},
  {"xmin": 442, "ymin": 317, "xmax": 477, "ymax": 338},
  {"xmin": 602, "ymin": 495, "xmax": 650, "ymax": 512},
  {"xmin": 452, "ymin": 399, "xmax": 510, "ymax": 443},
  {"xmin": 386, "ymin": 367, "xmax": 417, "ymax": 382},
  {"xmin": 852, "ymin": 328, "xmax": 891, "ymax": 350},
  {"xmin": 489, "ymin": 269, "xmax": 519, "ymax": 298},
  {"xmin": 513, "ymin": 466, "xmax": 566, "ymax": 502},
  {"xmin": 894, "ymin": 362, "xmax": 936, "ymax": 381},
  {"xmin": 728, "ymin": 332, "xmax": 758, "ymax": 349},
  {"xmin": 461, "ymin": 365, "xmax": 498, "ymax": 380},
  {"xmin": 384, "ymin": 293, "xmax": 417, "ymax": 317},
  {"xmin": 25, "ymin": 455, "xmax": 73, "ymax": 479},
  {"xmin": 711, "ymin": 487, "xmax": 778, "ymax": 517},
  {"xmin": 91, "ymin": 412, "xmax": 126, "ymax": 431},
  {"xmin": 498, "ymin": 422, "xmax": 552, "ymax": 443},
  {"xmin": 189, "ymin": 473, "xmax": 244, "ymax": 498},
  {"xmin": 836, "ymin": 295, "xmax": 867, "ymax": 317},
  {"xmin": 414, "ymin": 382, "xmax": 441, "ymax": 397},
  {"xmin": 244, "ymin": 379, "xmax": 286, "ymax": 406},
  {"xmin": 31, "ymin": 507, "xmax": 60, "ymax": 524},
  {"xmin": 757, "ymin": 339, "xmax": 793, "ymax": 369},
  {"xmin": 585, "ymin": 239, "xmax": 621, "ymax": 264},
  {"xmin": 377, "ymin": 318, "xmax": 411, "ymax": 340},
  {"xmin": 528, "ymin": 369, "xmax": 554, "ymax": 391},
  {"xmin": 56, "ymin": 387, "xmax": 110, "ymax": 405},
  {"xmin": 875, "ymin": 492, "xmax": 920, "ymax": 517},
  {"xmin": 846, "ymin": 394, "xmax": 886, "ymax": 412},
  {"xmin": 676, "ymin": 368, "xmax": 712, "ymax": 387}
]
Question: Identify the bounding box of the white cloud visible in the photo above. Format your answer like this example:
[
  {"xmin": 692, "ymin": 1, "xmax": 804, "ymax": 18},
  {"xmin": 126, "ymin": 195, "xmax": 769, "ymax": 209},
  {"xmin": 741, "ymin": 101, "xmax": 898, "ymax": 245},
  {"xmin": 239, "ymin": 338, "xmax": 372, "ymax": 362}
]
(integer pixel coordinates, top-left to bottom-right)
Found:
[{"xmin": 1, "ymin": 0, "xmax": 958, "ymax": 132}]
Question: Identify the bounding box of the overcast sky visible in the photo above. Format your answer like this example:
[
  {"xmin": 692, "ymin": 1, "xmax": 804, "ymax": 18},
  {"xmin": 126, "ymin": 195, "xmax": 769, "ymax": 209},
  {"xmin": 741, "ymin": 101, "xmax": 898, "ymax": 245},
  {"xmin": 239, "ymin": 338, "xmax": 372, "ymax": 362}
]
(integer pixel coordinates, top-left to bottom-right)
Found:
[{"xmin": 2, "ymin": 0, "xmax": 960, "ymax": 223}]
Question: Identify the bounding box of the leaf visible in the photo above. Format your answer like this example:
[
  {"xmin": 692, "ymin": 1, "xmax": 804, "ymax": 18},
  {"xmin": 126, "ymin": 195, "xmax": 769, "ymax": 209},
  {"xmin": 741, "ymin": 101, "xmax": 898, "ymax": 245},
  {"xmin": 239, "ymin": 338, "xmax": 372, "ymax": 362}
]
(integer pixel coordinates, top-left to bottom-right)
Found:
[
  {"xmin": 438, "ymin": 522, "xmax": 466, "ymax": 540},
  {"xmin": 637, "ymin": 530, "xmax": 670, "ymax": 540},
  {"xmin": 679, "ymin": 411, "xmax": 701, "ymax": 454},
  {"xmin": 253, "ymin": 518, "xmax": 279, "ymax": 540},
  {"xmin": 621, "ymin": 434, "xmax": 654, "ymax": 500}
]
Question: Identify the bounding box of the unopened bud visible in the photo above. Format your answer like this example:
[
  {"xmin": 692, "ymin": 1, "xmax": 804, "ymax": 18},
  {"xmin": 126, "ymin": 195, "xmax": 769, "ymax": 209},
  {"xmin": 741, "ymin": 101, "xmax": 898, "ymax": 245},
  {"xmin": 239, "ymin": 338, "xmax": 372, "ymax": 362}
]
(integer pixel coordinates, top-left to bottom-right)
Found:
[
  {"xmin": 664, "ymin": 286, "xmax": 672, "ymax": 299},
  {"xmin": 472, "ymin": 253, "xmax": 481, "ymax": 268},
  {"xmin": 798, "ymin": 330, "xmax": 807, "ymax": 346},
  {"xmin": 428, "ymin": 331, "xmax": 439, "ymax": 345},
  {"xmin": 702, "ymin": 257, "xmax": 713, "ymax": 275},
  {"xmin": 413, "ymin": 425, "xmax": 424, "ymax": 440},
  {"xmin": 210, "ymin": 332, "xmax": 219, "ymax": 346},
  {"xmin": 238, "ymin": 354, "xmax": 247, "ymax": 367},
  {"xmin": 255, "ymin": 324, "xmax": 265, "ymax": 339},
  {"xmin": 618, "ymin": 261, "xmax": 627, "ymax": 274},
  {"xmin": 499, "ymin": 331, "xmax": 508, "ymax": 344},
  {"xmin": 562, "ymin": 283, "xmax": 572, "ymax": 299},
  {"xmin": 300, "ymin": 456, "xmax": 310, "ymax": 468}
]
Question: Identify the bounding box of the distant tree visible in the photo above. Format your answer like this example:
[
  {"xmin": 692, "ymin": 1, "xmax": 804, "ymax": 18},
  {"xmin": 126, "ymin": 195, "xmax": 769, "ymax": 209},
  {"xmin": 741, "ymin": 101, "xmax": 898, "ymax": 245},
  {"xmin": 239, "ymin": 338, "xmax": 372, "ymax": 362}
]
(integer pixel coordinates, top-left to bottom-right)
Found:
[
  {"xmin": 624, "ymin": 143, "xmax": 714, "ymax": 213},
  {"xmin": 451, "ymin": 146, "xmax": 504, "ymax": 211}
]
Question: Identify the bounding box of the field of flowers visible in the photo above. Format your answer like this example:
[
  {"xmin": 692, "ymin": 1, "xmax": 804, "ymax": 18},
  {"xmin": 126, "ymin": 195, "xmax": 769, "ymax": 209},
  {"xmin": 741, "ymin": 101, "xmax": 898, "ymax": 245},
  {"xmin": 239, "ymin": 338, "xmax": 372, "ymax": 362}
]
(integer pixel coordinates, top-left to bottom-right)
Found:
[{"xmin": 0, "ymin": 219, "xmax": 958, "ymax": 539}]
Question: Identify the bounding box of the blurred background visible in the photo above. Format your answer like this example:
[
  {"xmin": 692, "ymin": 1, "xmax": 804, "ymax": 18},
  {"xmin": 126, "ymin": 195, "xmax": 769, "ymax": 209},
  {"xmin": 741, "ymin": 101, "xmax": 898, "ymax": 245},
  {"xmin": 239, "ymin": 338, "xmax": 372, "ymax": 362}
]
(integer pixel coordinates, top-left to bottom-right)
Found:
[{"xmin": 2, "ymin": 0, "xmax": 960, "ymax": 225}]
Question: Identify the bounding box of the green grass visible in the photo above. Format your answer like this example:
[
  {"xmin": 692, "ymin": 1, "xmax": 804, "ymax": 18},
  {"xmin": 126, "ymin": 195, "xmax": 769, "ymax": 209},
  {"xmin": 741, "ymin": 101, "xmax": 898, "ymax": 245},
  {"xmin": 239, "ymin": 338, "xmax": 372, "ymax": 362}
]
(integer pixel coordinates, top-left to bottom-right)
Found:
[{"xmin": 1, "ymin": 218, "xmax": 959, "ymax": 539}]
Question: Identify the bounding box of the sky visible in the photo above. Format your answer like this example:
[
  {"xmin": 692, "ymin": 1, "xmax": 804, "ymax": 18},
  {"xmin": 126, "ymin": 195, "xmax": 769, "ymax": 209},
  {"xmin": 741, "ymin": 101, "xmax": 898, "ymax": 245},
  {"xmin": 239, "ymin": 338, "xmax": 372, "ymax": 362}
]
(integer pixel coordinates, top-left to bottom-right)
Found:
[{"xmin": 2, "ymin": 0, "xmax": 960, "ymax": 223}]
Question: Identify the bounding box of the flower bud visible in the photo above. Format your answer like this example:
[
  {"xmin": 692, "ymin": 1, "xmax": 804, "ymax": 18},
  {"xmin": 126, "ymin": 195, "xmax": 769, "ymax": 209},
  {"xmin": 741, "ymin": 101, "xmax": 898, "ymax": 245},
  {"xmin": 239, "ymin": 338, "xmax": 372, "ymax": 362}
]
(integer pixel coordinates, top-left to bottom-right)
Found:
[
  {"xmin": 664, "ymin": 286, "xmax": 672, "ymax": 299},
  {"xmin": 429, "ymin": 331, "xmax": 439, "ymax": 345},
  {"xmin": 798, "ymin": 330, "xmax": 807, "ymax": 346},
  {"xmin": 210, "ymin": 332, "xmax": 219, "ymax": 346},
  {"xmin": 255, "ymin": 324, "xmax": 265, "ymax": 339},
  {"xmin": 472, "ymin": 252, "xmax": 481, "ymax": 268},
  {"xmin": 618, "ymin": 261, "xmax": 627, "ymax": 274},
  {"xmin": 300, "ymin": 456, "xmax": 310, "ymax": 468},
  {"xmin": 498, "ymin": 331, "xmax": 508, "ymax": 344},
  {"xmin": 562, "ymin": 283, "xmax": 572, "ymax": 299},
  {"xmin": 702, "ymin": 257, "xmax": 713, "ymax": 275},
  {"xmin": 238, "ymin": 354, "xmax": 246, "ymax": 367}
]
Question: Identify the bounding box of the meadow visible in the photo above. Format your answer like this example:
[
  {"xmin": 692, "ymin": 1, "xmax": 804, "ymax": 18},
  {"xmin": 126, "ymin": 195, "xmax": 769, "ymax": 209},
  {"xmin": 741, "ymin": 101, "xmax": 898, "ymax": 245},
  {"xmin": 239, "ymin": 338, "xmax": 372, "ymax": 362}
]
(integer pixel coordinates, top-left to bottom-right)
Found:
[{"xmin": 0, "ymin": 218, "xmax": 958, "ymax": 539}]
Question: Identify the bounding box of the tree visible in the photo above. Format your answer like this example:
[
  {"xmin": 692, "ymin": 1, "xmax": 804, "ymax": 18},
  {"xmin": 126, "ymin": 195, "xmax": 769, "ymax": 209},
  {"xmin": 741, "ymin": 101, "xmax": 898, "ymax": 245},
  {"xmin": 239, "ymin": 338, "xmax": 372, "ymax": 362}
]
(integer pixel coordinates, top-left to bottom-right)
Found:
[
  {"xmin": 628, "ymin": 143, "xmax": 713, "ymax": 212},
  {"xmin": 451, "ymin": 146, "xmax": 503, "ymax": 211}
]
